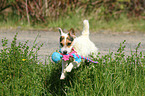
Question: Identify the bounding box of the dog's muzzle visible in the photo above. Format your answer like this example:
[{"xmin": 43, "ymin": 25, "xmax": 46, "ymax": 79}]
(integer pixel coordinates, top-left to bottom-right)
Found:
[{"xmin": 63, "ymin": 50, "xmax": 67, "ymax": 54}]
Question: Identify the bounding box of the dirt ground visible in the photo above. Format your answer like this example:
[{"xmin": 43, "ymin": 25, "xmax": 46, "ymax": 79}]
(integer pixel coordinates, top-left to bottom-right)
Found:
[{"xmin": 0, "ymin": 29, "xmax": 145, "ymax": 61}]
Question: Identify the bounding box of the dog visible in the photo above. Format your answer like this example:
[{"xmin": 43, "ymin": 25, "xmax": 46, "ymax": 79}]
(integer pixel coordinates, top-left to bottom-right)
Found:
[{"xmin": 59, "ymin": 20, "xmax": 98, "ymax": 79}]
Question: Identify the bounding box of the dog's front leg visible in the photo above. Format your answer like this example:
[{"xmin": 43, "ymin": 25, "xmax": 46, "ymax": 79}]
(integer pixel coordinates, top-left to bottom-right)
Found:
[
  {"xmin": 65, "ymin": 62, "xmax": 74, "ymax": 72},
  {"xmin": 65, "ymin": 62, "xmax": 79, "ymax": 72},
  {"xmin": 60, "ymin": 60, "xmax": 67, "ymax": 79}
]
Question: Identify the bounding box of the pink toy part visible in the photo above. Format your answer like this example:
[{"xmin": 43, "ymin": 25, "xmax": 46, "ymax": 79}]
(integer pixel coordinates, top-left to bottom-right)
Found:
[
  {"xmin": 60, "ymin": 48, "xmax": 77, "ymax": 61},
  {"xmin": 60, "ymin": 48, "xmax": 98, "ymax": 64},
  {"xmin": 61, "ymin": 55, "xmax": 69, "ymax": 61}
]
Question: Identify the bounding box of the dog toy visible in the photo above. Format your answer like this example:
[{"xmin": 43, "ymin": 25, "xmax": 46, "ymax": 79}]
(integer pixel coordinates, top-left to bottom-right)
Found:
[{"xmin": 51, "ymin": 48, "xmax": 98, "ymax": 64}]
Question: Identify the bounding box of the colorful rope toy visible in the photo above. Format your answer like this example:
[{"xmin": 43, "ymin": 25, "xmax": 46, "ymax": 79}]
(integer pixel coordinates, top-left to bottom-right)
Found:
[{"xmin": 51, "ymin": 48, "xmax": 98, "ymax": 64}]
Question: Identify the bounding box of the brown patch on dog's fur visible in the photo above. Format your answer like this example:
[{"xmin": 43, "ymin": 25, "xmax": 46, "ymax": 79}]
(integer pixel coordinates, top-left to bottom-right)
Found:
[
  {"xmin": 69, "ymin": 28, "xmax": 75, "ymax": 35},
  {"xmin": 60, "ymin": 36, "xmax": 65, "ymax": 47},
  {"xmin": 66, "ymin": 40, "xmax": 73, "ymax": 48},
  {"xmin": 60, "ymin": 36, "xmax": 65, "ymax": 42},
  {"xmin": 66, "ymin": 34, "xmax": 74, "ymax": 48}
]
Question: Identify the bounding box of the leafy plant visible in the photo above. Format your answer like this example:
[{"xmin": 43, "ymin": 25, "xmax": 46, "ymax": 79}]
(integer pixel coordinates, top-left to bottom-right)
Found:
[
  {"xmin": 44, "ymin": 40, "xmax": 145, "ymax": 96},
  {"xmin": 0, "ymin": 34, "xmax": 144, "ymax": 95},
  {"xmin": 0, "ymin": 33, "xmax": 45, "ymax": 95}
]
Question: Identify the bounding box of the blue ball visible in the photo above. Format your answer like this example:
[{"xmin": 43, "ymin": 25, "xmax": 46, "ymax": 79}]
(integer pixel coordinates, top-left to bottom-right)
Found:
[{"xmin": 51, "ymin": 52, "xmax": 62, "ymax": 63}]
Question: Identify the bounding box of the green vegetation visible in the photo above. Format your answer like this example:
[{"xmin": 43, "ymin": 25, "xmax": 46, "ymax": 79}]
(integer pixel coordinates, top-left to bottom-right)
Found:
[
  {"xmin": 0, "ymin": 0, "xmax": 145, "ymax": 32},
  {"xmin": 48, "ymin": 14, "xmax": 145, "ymax": 32},
  {"xmin": 1, "ymin": 13, "xmax": 145, "ymax": 32},
  {"xmin": 0, "ymin": 35, "xmax": 144, "ymax": 95},
  {"xmin": 0, "ymin": 0, "xmax": 145, "ymax": 95}
]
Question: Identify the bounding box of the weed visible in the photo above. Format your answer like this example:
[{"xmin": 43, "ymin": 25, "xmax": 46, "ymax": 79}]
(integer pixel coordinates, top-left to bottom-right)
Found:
[
  {"xmin": 0, "ymin": 35, "xmax": 144, "ymax": 96},
  {"xmin": 0, "ymin": 33, "xmax": 46, "ymax": 95}
]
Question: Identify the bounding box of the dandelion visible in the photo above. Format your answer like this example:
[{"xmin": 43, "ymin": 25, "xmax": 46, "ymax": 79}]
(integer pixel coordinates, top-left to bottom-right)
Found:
[{"xmin": 22, "ymin": 59, "xmax": 26, "ymax": 61}]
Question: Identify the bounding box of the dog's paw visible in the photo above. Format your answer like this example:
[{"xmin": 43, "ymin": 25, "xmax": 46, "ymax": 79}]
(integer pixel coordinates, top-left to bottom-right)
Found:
[{"xmin": 60, "ymin": 74, "xmax": 65, "ymax": 80}]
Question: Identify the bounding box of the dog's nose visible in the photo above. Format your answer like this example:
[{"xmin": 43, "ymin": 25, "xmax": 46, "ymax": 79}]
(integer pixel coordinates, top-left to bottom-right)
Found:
[{"xmin": 63, "ymin": 50, "xmax": 67, "ymax": 54}]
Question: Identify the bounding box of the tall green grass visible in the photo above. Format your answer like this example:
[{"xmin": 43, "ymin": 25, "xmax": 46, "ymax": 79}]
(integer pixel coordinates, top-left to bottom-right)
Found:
[
  {"xmin": 1, "ymin": 13, "xmax": 145, "ymax": 32},
  {"xmin": 0, "ymin": 35, "xmax": 145, "ymax": 96}
]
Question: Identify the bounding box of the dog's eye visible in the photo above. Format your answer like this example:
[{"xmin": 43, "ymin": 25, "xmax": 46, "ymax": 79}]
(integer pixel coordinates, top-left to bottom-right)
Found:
[
  {"xmin": 67, "ymin": 43, "xmax": 71, "ymax": 46},
  {"xmin": 60, "ymin": 43, "xmax": 63, "ymax": 47}
]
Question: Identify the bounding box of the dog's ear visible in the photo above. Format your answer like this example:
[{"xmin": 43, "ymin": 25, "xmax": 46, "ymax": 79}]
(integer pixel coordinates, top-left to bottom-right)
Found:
[
  {"xmin": 59, "ymin": 28, "xmax": 63, "ymax": 35},
  {"xmin": 68, "ymin": 28, "xmax": 75, "ymax": 37}
]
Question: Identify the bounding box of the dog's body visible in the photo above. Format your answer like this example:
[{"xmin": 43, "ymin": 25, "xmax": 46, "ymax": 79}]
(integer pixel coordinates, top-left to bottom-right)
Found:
[{"xmin": 59, "ymin": 20, "xmax": 98, "ymax": 79}]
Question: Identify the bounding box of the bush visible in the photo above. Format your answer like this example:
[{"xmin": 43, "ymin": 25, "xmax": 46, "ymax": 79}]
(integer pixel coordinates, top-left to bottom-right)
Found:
[
  {"xmin": 0, "ymin": 33, "xmax": 47, "ymax": 95},
  {"xmin": 1, "ymin": 0, "xmax": 145, "ymax": 24}
]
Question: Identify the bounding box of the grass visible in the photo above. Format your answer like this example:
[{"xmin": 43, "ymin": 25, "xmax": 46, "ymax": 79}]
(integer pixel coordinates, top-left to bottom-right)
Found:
[
  {"xmin": 89, "ymin": 15, "xmax": 145, "ymax": 32},
  {"xmin": 0, "ymin": 13, "xmax": 145, "ymax": 32},
  {"xmin": 0, "ymin": 34, "xmax": 145, "ymax": 96}
]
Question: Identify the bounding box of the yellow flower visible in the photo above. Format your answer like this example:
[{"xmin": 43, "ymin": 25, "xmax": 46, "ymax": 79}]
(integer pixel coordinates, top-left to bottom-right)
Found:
[{"xmin": 22, "ymin": 59, "xmax": 26, "ymax": 61}]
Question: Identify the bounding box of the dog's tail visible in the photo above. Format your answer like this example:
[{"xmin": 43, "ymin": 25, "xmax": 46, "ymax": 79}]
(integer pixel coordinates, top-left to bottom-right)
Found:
[{"xmin": 82, "ymin": 20, "xmax": 89, "ymax": 37}]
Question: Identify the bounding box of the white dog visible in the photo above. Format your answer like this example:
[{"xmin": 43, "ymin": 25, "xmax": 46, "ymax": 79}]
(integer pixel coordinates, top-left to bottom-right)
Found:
[{"xmin": 59, "ymin": 20, "xmax": 98, "ymax": 79}]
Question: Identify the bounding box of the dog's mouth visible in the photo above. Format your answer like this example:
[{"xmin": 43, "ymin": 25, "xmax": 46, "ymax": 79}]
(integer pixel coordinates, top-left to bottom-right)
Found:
[
  {"xmin": 60, "ymin": 47, "xmax": 74, "ymax": 55},
  {"xmin": 62, "ymin": 50, "xmax": 68, "ymax": 55}
]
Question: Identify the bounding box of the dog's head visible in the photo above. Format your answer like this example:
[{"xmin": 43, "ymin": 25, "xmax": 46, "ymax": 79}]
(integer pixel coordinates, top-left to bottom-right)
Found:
[{"xmin": 59, "ymin": 28, "xmax": 75, "ymax": 54}]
